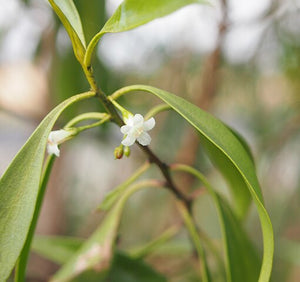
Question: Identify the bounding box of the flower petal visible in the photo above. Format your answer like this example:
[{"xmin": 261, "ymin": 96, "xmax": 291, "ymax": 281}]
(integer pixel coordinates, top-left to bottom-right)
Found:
[
  {"xmin": 47, "ymin": 144, "xmax": 60, "ymax": 157},
  {"xmin": 137, "ymin": 132, "xmax": 151, "ymax": 146},
  {"xmin": 125, "ymin": 115, "xmax": 134, "ymax": 126},
  {"xmin": 143, "ymin": 117, "xmax": 155, "ymax": 131},
  {"xmin": 49, "ymin": 129, "xmax": 73, "ymax": 144},
  {"xmin": 132, "ymin": 114, "xmax": 144, "ymax": 127},
  {"xmin": 120, "ymin": 125, "xmax": 131, "ymax": 134},
  {"xmin": 122, "ymin": 135, "xmax": 136, "ymax": 146}
]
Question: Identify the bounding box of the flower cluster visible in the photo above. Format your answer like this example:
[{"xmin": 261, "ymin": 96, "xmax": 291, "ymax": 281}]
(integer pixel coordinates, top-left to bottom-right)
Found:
[{"xmin": 120, "ymin": 114, "xmax": 155, "ymax": 147}]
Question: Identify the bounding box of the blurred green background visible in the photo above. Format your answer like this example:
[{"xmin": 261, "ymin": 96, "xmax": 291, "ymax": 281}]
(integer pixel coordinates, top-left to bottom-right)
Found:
[{"xmin": 0, "ymin": 0, "xmax": 299, "ymax": 281}]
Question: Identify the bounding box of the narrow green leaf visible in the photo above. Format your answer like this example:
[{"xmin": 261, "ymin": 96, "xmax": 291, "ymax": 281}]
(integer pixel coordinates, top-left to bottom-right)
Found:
[
  {"xmin": 176, "ymin": 200, "xmax": 212, "ymax": 282},
  {"xmin": 128, "ymin": 225, "xmax": 180, "ymax": 259},
  {"xmin": 15, "ymin": 155, "xmax": 56, "ymax": 281},
  {"xmin": 32, "ymin": 235, "xmax": 166, "ymax": 282},
  {"xmin": 85, "ymin": 0, "xmax": 207, "ymax": 67},
  {"xmin": 173, "ymin": 165, "xmax": 260, "ymax": 282},
  {"xmin": 216, "ymin": 193, "xmax": 260, "ymax": 281},
  {"xmin": 110, "ymin": 85, "xmax": 274, "ymax": 282},
  {"xmin": 49, "ymin": 0, "xmax": 86, "ymax": 62},
  {"xmin": 32, "ymin": 235, "xmax": 83, "ymax": 265},
  {"xmin": 202, "ymin": 139, "xmax": 251, "ymax": 218},
  {"xmin": 52, "ymin": 180, "xmax": 158, "ymax": 281},
  {"xmin": 201, "ymin": 124, "xmax": 256, "ymax": 218},
  {"xmin": 0, "ymin": 91, "xmax": 95, "ymax": 281},
  {"xmin": 101, "ymin": 0, "xmax": 206, "ymax": 34}
]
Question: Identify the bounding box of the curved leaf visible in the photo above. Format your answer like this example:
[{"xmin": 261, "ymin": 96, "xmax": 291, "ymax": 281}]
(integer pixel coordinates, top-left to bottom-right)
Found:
[
  {"xmin": 0, "ymin": 91, "xmax": 95, "ymax": 281},
  {"xmin": 33, "ymin": 236, "xmax": 167, "ymax": 282},
  {"xmin": 101, "ymin": 0, "xmax": 206, "ymax": 34},
  {"xmin": 32, "ymin": 235, "xmax": 83, "ymax": 265},
  {"xmin": 49, "ymin": 0, "xmax": 86, "ymax": 62},
  {"xmin": 110, "ymin": 85, "xmax": 274, "ymax": 282},
  {"xmin": 52, "ymin": 180, "xmax": 159, "ymax": 281},
  {"xmin": 202, "ymin": 139, "xmax": 251, "ymax": 218},
  {"xmin": 85, "ymin": 0, "xmax": 207, "ymax": 66},
  {"xmin": 173, "ymin": 165, "xmax": 260, "ymax": 281}
]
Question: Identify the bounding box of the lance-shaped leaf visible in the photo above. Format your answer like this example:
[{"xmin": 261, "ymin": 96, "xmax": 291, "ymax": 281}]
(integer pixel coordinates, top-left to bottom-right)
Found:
[
  {"xmin": 85, "ymin": 0, "xmax": 207, "ymax": 66},
  {"xmin": 0, "ymin": 91, "xmax": 95, "ymax": 281},
  {"xmin": 52, "ymin": 180, "xmax": 158, "ymax": 281},
  {"xmin": 32, "ymin": 236, "xmax": 84, "ymax": 265},
  {"xmin": 32, "ymin": 235, "xmax": 166, "ymax": 282},
  {"xmin": 173, "ymin": 165, "xmax": 260, "ymax": 281},
  {"xmin": 49, "ymin": 0, "xmax": 86, "ymax": 62},
  {"xmin": 110, "ymin": 85, "xmax": 274, "ymax": 282}
]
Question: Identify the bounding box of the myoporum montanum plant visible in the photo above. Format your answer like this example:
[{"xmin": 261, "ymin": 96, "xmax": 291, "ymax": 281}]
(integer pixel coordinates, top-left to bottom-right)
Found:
[{"xmin": 0, "ymin": 1, "xmax": 274, "ymax": 282}]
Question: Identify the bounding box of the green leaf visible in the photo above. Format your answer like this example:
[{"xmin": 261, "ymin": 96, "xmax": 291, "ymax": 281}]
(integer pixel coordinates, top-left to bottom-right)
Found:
[
  {"xmin": 128, "ymin": 225, "xmax": 180, "ymax": 259},
  {"xmin": 110, "ymin": 85, "xmax": 274, "ymax": 282},
  {"xmin": 173, "ymin": 165, "xmax": 260, "ymax": 281},
  {"xmin": 0, "ymin": 91, "xmax": 94, "ymax": 281},
  {"xmin": 52, "ymin": 180, "xmax": 157, "ymax": 281},
  {"xmin": 49, "ymin": 0, "xmax": 86, "ymax": 62},
  {"xmin": 32, "ymin": 235, "xmax": 83, "ymax": 265},
  {"xmin": 101, "ymin": 0, "xmax": 206, "ymax": 34},
  {"xmin": 201, "ymin": 124, "xmax": 255, "ymax": 218},
  {"xmin": 201, "ymin": 139, "xmax": 251, "ymax": 218},
  {"xmin": 216, "ymin": 194, "xmax": 260, "ymax": 281},
  {"xmin": 85, "ymin": 0, "xmax": 207, "ymax": 67},
  {"xmin": 107, "ymin": 252, "xmax": 167, "ymax": 282},
  {"xmin": 15, "ymin": 155, "xmax": 56, "ymax": 281},
  {"xmin": 32, "ymin": 235, "xmax": 166, "ymax": 282}
]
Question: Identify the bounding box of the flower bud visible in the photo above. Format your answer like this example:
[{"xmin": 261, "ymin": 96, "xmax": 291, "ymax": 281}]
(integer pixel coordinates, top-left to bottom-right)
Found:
[
  {"xmin": 114, "ymin": 145, "xmax": 124, "ymax": 159},
  {"xmin": 124, "ymin": 146, "xmax": 131, "ymax": 157}
]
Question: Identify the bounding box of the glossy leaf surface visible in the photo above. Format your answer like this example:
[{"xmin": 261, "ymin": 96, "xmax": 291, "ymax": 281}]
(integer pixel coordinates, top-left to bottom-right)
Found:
[{"xmin": 0, "ymin": 91, "xmax": 94, "ymax": 281}]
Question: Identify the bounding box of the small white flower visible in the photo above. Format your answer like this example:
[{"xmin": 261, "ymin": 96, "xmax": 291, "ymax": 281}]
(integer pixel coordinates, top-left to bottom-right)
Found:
[
  {"xmin": 47, "ymin": 129, "xmax": 73, "ymax": 157},
  {"xmin": 120, "ymin": 114, "xmax": 155, "ymax": 147}
]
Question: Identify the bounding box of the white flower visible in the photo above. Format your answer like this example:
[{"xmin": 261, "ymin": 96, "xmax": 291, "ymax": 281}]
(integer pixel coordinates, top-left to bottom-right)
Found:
[
  {"xmin": 47, "ymin": 129, "xmax": 73, "ymax": 157},
  {"xmin": 120, "ymin": 114, "xmax": 155, "ymax": 146}
]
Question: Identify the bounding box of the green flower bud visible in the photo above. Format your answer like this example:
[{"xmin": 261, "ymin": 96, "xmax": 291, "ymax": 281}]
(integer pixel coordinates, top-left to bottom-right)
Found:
[
  {"xmin": 114, "ymin": 145, "xmax": 124, "ymax": 159},
  {"xmin": 124, "ymin": 146, "xmax": 131, "ymax": 157}
]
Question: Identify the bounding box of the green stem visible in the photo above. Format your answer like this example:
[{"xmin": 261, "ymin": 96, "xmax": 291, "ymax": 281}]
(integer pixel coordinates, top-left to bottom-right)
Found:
[
  {"xmin": 64, "ymin": 112, "xmax": 109, "ymax": 128},
  {"xmin": 63, "ymin": 113, "xmax": 111, "ymax": 134},
  {"xmin": 110, "ymin": 85, "xmax": 144, "ymax": 100},
  {"xmin": 176, "ymin": 200, "xmax": 210, "ymax": 282},
  {"xmin": 83, "ymin": 32, "xmax": 105, "ymax": 69},
  {"xmin": 14, "ymin": 155, "xmax": 56, "ymax": 282},
  {"xmin": 171, "ymin": 164, "xmax": 226, "ymax": 278},
  {"xmin": 145, "ymin": 104, "xmax": 171, "ymax": 120},
  {"xmin": 129, "ymin": 225, "xmax": 180, "ymax": 259}
]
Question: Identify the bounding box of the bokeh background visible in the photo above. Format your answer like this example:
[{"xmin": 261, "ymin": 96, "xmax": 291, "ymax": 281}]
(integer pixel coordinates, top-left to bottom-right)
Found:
[{"xmin": 0, "ymin": 0, "xmax": 299, "ymax": 281}]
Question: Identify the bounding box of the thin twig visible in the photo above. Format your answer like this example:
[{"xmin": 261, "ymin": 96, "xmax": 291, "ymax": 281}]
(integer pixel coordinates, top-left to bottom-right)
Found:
[{"xmin": 84, "ymin": 68, "xmax": 191, "ymax": 210}]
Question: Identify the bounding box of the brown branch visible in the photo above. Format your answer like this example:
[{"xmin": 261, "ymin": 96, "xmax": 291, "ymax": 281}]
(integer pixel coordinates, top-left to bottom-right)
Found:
[{"xmin": 83, "ymin": 66, "xmax": 191, "ymax": 210}]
